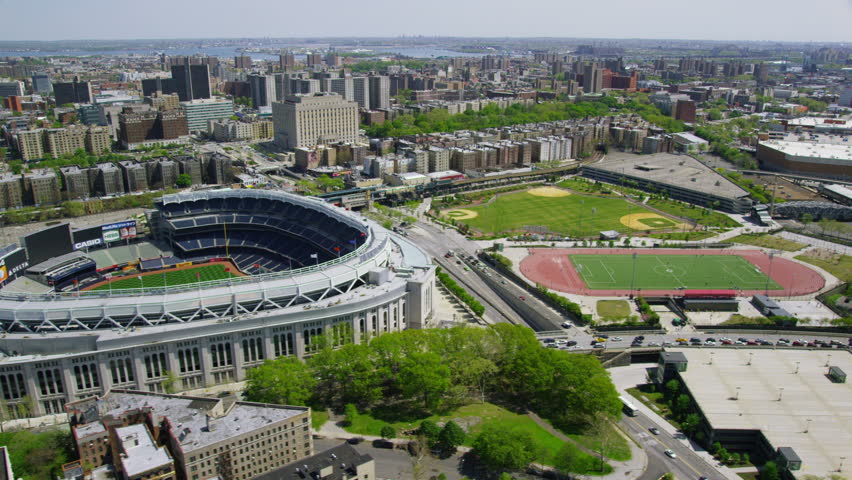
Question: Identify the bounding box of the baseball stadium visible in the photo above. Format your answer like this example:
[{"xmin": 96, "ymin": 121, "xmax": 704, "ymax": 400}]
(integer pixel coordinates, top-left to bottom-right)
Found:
[{"xmin": 0, "ymin": 189, "xmax": 435, "ymax": 417}]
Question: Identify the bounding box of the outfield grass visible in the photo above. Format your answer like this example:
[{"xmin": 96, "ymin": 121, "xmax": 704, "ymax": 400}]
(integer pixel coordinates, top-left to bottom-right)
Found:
[
  {"xmin": 646, "ymin": 199, "xmax": 740, "ymax": 228},
  {"xmin": 597, "ymin": 300, "xmax": 631, "ymax": 318},
  {"xmin": 730, "ymin": 234, "xmax": 806, "ymax": 252},
  {"xmin": 444, "ymin": 190, "xmax": 678, "ymax": 238},
  {"xmin": 794, "ymin": 254, "xmax": 852, "ymax": 283},
  {"xmin": 570, "ymin": 254, "xmax": 782, "ymax": 291},
  {"xmin": 345, "ymin": 402, "xmax": 612, "ymax": 472},
  {"xmin": 93, "ymin": 264, "xmax": 238, "ymax": 290}
]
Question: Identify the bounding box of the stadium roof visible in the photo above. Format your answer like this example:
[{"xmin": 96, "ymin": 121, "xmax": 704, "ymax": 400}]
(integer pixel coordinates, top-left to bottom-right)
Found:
[
  {"xmin": 588, "ymin": 153, "xmax": 749, "ymax": 200},
  {"xmin": 671, "ymin": 348, "xmax": 852, "ymax": 479}
]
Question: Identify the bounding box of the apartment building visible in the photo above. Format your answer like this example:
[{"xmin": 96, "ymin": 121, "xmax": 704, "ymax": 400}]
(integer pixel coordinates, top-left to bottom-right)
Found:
[{"xmin": 272, "ymin": 93, "xmax": 359, "ymax": 149}]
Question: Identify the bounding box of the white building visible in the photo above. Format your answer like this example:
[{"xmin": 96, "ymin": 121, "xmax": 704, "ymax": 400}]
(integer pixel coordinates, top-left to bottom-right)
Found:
[{"xmin": 272, "ymin": 93, "xmax": 359, "ymax": 150}]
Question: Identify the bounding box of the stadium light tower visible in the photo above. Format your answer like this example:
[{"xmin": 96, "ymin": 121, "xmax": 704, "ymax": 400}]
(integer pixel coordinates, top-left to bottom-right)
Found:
[{"xmin": 764, "ymin": 251, "xmax": 775, "ymax": 295}]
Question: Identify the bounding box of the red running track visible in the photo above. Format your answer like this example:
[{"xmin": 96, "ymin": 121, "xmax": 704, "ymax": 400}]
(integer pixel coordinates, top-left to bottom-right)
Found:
[{"xmin": 518, "ymin": 248, "xmax": 825, "ymax": 297}]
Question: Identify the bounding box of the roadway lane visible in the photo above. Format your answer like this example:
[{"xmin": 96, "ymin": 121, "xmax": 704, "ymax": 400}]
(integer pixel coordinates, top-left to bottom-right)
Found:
[{"xmin": 621, "ymin": 413, "xmax": 720, "ymax": 480}]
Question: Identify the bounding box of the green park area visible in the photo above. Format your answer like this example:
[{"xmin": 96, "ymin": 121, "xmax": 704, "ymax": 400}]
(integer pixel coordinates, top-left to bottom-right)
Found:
[
  {"xmin": 244, "ymin": 325, "xmax": 626, "ymax": 474},
  {"xmin": 571, "ymin": 254, "xmax": 782, "ymax": 291},
  {"xmin": 729, "ymin": 234, "xmax": 805, "ymax": 252},
  {"xmin": 442, "ymin": 188, "xmax": 682, "ymax": 238},
  {"xmin": 91, "ymin": 264, "xmax": 238, "ymax": 291},
  {"xmin": 794, "ymin": 254, "xmax": 852, "ymax": 283}
]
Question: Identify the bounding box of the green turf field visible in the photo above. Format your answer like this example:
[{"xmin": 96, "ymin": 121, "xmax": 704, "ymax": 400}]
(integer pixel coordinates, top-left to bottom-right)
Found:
[
  {"xmin": 93, "ymin": 264, "xmax": 239, "ymax": 290},
  {"xmin": 569, "ymin": 254, "xmax": 782, "ymax": 291},
  {"xmin": 443, "ymin": 190, "xmax": 679, "ymax": 237}
]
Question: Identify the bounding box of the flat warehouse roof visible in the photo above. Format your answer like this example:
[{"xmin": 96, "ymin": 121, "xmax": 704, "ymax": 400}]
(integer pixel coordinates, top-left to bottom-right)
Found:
[
  {"xmin": 670, "ymin": 348, "xmax": 852, "ymax": 478},
  {"xmin": 586, "ymin": 152, "xmax": 749, "ymax": 200}
]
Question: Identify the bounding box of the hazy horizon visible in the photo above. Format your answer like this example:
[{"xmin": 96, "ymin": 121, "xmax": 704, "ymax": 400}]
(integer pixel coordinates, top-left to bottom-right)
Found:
[{"xmin": 1, "ymin": 0, "xmax": 850, "ymax": 43}]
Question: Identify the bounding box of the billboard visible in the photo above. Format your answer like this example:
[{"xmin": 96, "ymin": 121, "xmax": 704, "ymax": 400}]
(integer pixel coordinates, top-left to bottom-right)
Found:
[
  {"xmin": 0, "ymin": 248, "xmax": 29, "ymax": 286},
  {"xmin": 22, "ymin": 224, "xmax": 73, "ymax": 266},
  {"xmin": 72, "ymin": 226, "xmax": 105, "ymax": 250},
  {"xmin": 102, "ymin": 220, "xmax": 137, "ymax": 243}
]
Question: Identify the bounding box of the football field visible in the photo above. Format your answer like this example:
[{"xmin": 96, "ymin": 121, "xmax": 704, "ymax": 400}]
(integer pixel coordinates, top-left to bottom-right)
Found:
[
  {"xmin": 90, "ymin": 263, "xmax": 240, "ymax": 291},
  {"xmin": 569, "ymin": 254, "xmax": 783, "ymax": 291}
]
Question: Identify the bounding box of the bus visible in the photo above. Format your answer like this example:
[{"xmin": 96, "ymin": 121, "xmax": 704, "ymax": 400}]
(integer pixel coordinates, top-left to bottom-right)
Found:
[{"xmin": 619, "ymin": 395, "xmax": 639, "ymax": 416}]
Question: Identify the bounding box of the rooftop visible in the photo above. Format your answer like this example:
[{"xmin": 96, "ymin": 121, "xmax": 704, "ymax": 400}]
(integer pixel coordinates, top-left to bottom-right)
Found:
[
  {"xmin": 760, "ymin": 140, "xmax": 852, "ymax": 162},
  {"xmin": 253, "ymin": 443, "xmax": 372, "ymax": 480},
  {"xmin": 71, "ymin": 390, "xmax": 308, "ymax": 455},
  {"xmin": 671, "ymin": 348, "xmax": 852, "ymax": 478},
  {"xmin": 115, "ymin": 423, "xmax": 172, "ymax": 478},
  {"xmin": 587, "ymin": 152, "xmax": 750, "ymax": 200}
]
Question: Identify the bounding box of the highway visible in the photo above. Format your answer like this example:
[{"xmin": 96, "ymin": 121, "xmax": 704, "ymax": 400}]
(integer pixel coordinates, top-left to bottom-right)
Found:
[{"xmin": 621, "ymin": 413, "xmax": 720, "ymax": 480}]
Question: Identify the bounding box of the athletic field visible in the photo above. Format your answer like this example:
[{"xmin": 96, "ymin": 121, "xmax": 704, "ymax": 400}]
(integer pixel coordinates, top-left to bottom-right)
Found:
[
  {"xmin": 569, "ymin": 254, "xmax": 782, "ymax": 291},
  {"xmin": 88, "ymin": 263, "xmax": 240, "ymax": 291},
  {"xmin": 441, "ymin": 187, "xmax": 684, "ymax": 237}
]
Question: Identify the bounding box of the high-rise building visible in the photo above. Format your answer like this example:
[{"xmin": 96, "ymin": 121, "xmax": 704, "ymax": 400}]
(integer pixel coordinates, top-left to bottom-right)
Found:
[
  {"xmin": 170, "ymin": 64, "xmax": 211, "ymax": 102},
  {"xmin": 118, "ymin": 161, "xmax": 149, "ymax": 192},
  {"xmin": 93, "ymin": 163, "xmax": 125, "ymax": 196},
  {"xmin": 279, "ymin": 51, "xmax": 295, "ymax": 71},
  {"xmin": 85, "ymin": 126, "xmax": 112, "ymax": 154},
  {"xmin": 0, "ymin": 173, "xmax": 24, "ymax": 209},
  {"xmin": 234, "ymin": 55, "xmax": 252, "ymax": 69},
  {"xmin": 368, "ymin": 76, "xmax": 390, "ymax": 110},
  {"xmin": 0, "ymin": 80, "xmax": 24, "ymax": 98},
  {"xmin": 53, "ymin": 78, "xmax": 93, "ymax": 105},
  {"xmin": 325, "ymin": 53, "xmax": 342, "ymax": 67},
  {"xmin": 13, "ymin": 129, "xmax": 45, "ymax": 160},
  {"xmin": 352, "ymin": 77, "xmax": 370, "ymax": 109},
  {"xmin": 59, "ymin": 166, "xmax": 91, "ymax": 200},
  {"xmin": 249, "ymin": 74, "xmax": 277, "ymax": 108},
  {"xmin": 141, "ymin": 77, "xmax": 178, "ymax": 97},
  {"xmin": 326, "ymin": 77, "xmax": 354, "ymax": 101},
  {"xmin": 22, "ymin": 169, "xmax": 60, "ymax": 206},
  {"xmin": 144, "ymin": 92, "xmax": 181, "ymax": 111},
  {"xmin": 118, "ymin": 109, "xmax": 188, "ymax": 149},
  {"xmin": 754, "ymin": 63, "xmax": 770, "ymax": 85},
  {"xmin": 31, "ymin": 73, "xmax": 52, "ymax": 94},
  {"xmin": 272, "ymin": 93, "xmax": 359, "ymax": 149},
  {"xmin": 583, "ymin": 63, "xmax": 603, "ymax": 94},
  {"xmin": 44, "ymin": 126, "xmax": 87, "ymax": 157},
  {"xmin": 180, "ymin": 98, "xmax": 235, "ymax": 133},
  {"xmin": 674, "ymin": 99, "xmax": 697, "ymax": 123},
  {"xmin": 306, "ymin": 53, "xmax": 323, "ymax": 67}
]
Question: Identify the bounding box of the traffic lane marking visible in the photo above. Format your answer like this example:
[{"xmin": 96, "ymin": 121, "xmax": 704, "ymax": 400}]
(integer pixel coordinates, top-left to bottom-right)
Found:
[{"xmin": 626, "ymin": 416, "xmax": 705, "ymax": 477}]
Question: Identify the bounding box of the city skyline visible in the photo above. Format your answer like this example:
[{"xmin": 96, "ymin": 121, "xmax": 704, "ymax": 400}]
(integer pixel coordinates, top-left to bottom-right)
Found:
[{"xmin": 1, "ymin": 0, "xmax": 851, "ymax": 43}]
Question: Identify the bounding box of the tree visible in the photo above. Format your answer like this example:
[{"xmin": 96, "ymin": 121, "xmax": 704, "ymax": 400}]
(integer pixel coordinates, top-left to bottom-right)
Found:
[
  {"xmin": 681, "ymin": 413, "xmax": 701, "ymax": 436},
  {"xmin": 437, "ymin": 421, "xmax": 466, "ymax": 452},
  {"xmin": 675, "ymin": 394, "xmax": 692, "ymax": 415},
  {"xmin": 762, "ymin": 461, "xmax": 780, "ymax": 480},
  {"xmin": 472, "ymin": 423, "xmax": 538, "ymax": 472},
  {"xmin": 344, "ymin": 403, "xmax": 358, "ymax": 427},
  {"xmin": 665, "ymin": 379, "xmax": 680, "ymax": 399},
  {"xmin": 176, "ymin": 173, "xmax": 192, "ymax": 188},
  {"xmin": 245, "ymin": 357, "xmax": 317, "ymax": 406},
  {"xmin": 380, "ymin": 425, "xmax": 397, "ymax": 439},
  {"xmin": 161, "ymin": 371, "xmax": 179, "ymax": 394},
  {"xmin": 801, "ymin": 213, "xmax": 813, "ymax": 224},
  {"xmin": 398, "ymin": 352, "xmax": 451, "ymax": 411}
]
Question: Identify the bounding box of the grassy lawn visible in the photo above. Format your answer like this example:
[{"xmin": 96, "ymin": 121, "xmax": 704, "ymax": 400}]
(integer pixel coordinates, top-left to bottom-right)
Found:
[
  {"xmin": 92, "ymin": 264, "xmax": 238, "ymax": 290},
  {"xmin": 443, "ymin": 190, "xmax": 678, "ymax": 238},
  {"xmin": 571, "ymin": 253, "xmax": 781, "ymax": 291},
  {"xmin": 625, "ymin": 385, "xmax": 681, "ymax": 429},
  {"xmin": 729, "ymin": 234, "xmax": 805, "ymax": 252},
  {"xmin": 737, "ymin": 473, "xmax": 759, "ymax": 480},
  {"xmin": 557, "ymin": 178, "xmax": 615, "ymax": 195},
  {"xmin": 647, "ymin": 199, "xmax": 740, "ymax": 228},
  {"xmin": 565, "ymin": 422, "xmax": 632, "ymax": 462},
  {"xmin": 597, "ymin": 300, "xmax": 632, "ymax": 318},
  {"xmin": 648, "ymin": 231, "xmax": 719, "ymax": 241},
  {"xmin": 345, "ymin": 402, "xmax": 611, "ymax": 473},
  {"xmin": 721, "ymin": 314, "xmax": 776, "ymax": 326},
  {"xmin": 311, "ymin": 410, "xmax": 329, "ymax": 430},
  {"xmin": 794, "ymin": 254, "xmax": 852, "ymax": 283}
]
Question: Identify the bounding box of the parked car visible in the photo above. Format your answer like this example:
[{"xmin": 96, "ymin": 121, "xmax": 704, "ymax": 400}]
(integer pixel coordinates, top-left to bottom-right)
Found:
[
  {"xmin": 792, "ymin": 341, "xmax": 804, "ymax": 347},
  {"xmin": 566, "ymin": 340, "xmax": 577, "ymax": 347}
]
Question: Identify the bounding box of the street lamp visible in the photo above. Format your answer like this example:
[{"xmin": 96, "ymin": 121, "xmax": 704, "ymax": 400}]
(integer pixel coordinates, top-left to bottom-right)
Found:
[
  {"xmin": 804, "ymin": 418, "xmax": 812, "ymax": 434},
  {"xmin": 778, "ymin": 387, "xmax": 784, "ymax": 401},
  {"xmin": 794, "ymin": 362, "xmax": 800, "ymax": 374},
  {"xmin": 826, "ymin": 354, "xmax": 832, "ymax": 367},
  {"xmin": 839, "ymin": 457, "xmax": 846, "ymax": 473},
  {"xmin": 630, "ymin": 252, "xmax": 638, "ymax": 298},
  {"xmin": 709, "ymin": 352, "xmax": 715, "ymax": 365},
  {"xmin": 735, "ymin": 386, "xmax": 741, "ymax": 401},
  {"xmin": 748, "ymin": 352, "xmax": 754, "ymax": 366},
  {"xmin": 764, "ymin": 251, "xmax": 775, "ymax": 295}
]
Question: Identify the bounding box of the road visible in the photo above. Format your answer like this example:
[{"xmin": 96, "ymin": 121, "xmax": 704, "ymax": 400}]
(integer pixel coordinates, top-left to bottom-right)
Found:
[
  {"xmin": 408, "ymin": 219, "xmax": 568, "ymax": 330},
  {"xmin": 621, "ymin": 414, "xmax": 719, "ymax": 480}
]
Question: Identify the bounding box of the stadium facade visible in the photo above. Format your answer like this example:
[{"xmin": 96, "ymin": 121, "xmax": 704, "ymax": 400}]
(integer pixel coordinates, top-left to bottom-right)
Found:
[{"xmin": 0, "ymin": 189, "xmax": 435, "ymax": 417}]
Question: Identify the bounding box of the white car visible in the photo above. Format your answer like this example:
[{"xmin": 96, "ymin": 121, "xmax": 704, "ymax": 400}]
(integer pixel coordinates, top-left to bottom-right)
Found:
[
  {"xmin": 561, "ymin": 322, "xmax": 573, "ymax": 328},
  {"xmin": 704, "ymin": 340, "xmax": 717, "ymax": 346},
  {"xmin": 665, "ymin": 449, "xmax": 677, "ymax": 459},
  {"xmin": 611, "ymin": 336, "xmax": 623, "ymax": 342}
]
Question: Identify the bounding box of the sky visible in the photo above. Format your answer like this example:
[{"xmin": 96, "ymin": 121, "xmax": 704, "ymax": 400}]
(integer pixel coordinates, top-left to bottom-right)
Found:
[{"xmin": 0, "ymin": 0, "xmax": 851, "ymax": 43}]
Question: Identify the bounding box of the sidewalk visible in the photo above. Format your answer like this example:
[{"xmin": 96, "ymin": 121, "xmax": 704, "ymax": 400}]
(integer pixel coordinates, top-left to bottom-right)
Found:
[{"xmin": 609, "ymin": 365, "xmax": 743, "ymax": 480}]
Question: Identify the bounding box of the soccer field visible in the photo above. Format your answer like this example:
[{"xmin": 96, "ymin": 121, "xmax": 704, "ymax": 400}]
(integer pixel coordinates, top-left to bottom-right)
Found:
[
  {"xmin": 442, "ymin": 189, "xmax": 682, "ymax": 237},
  {"xmin": 92, "ymin": 264, "xmax": 239, "ymax": 291},
  {"xmin": 569, "ymin": 254, "xmax": 783, "ymax": 291}
]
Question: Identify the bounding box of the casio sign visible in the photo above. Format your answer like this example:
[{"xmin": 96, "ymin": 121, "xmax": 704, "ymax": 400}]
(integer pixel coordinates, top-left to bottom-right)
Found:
[{"xmin": 75, "ymin": 238, "xmax": 102, "ymax": 249}]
